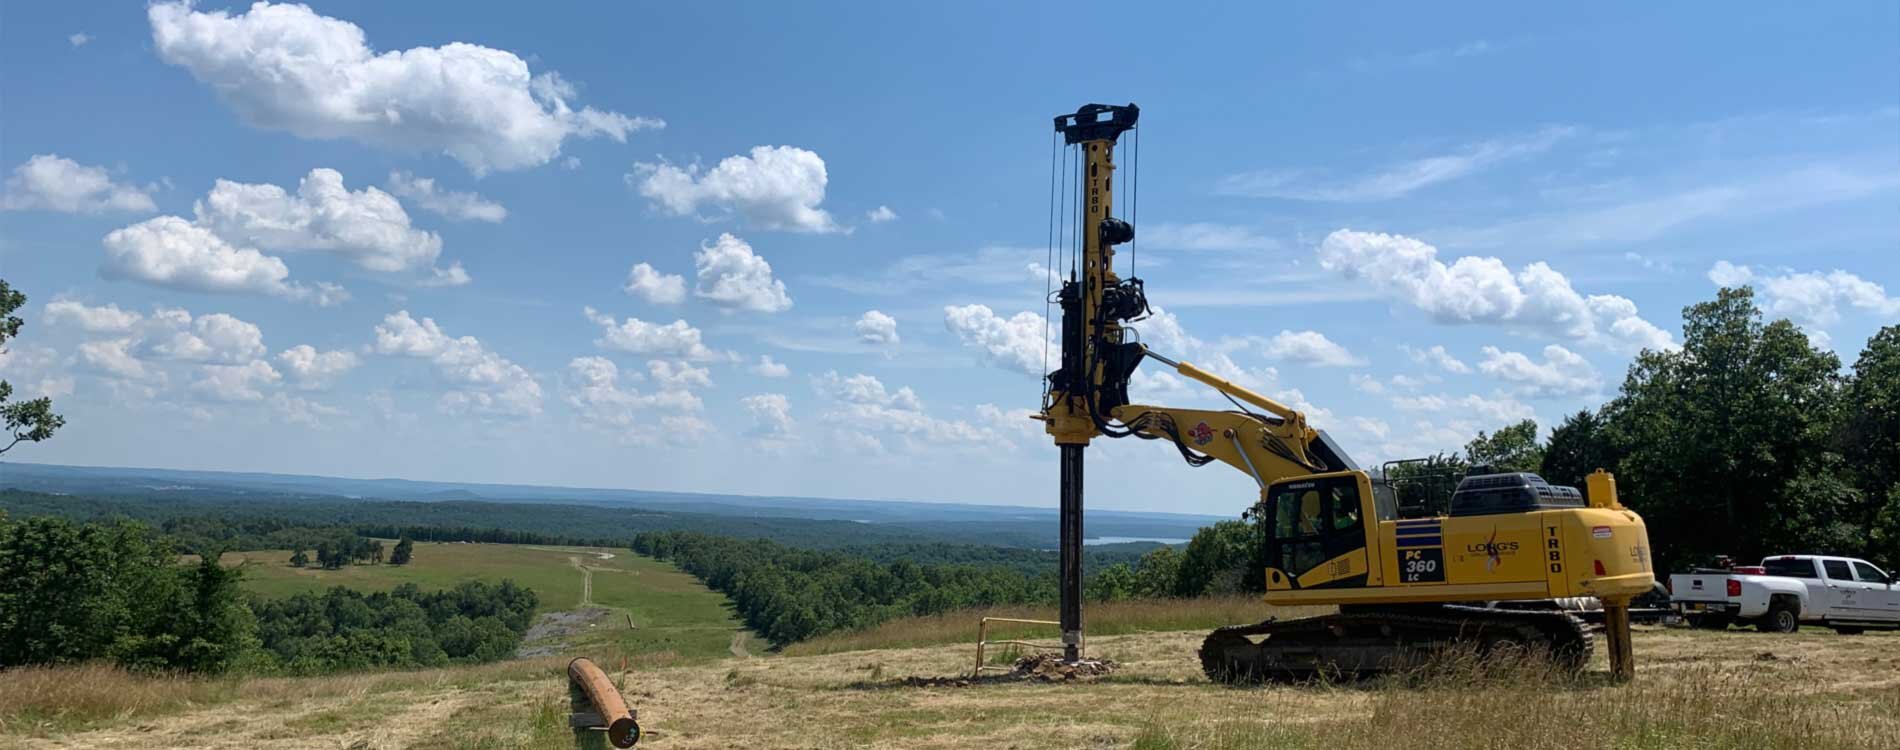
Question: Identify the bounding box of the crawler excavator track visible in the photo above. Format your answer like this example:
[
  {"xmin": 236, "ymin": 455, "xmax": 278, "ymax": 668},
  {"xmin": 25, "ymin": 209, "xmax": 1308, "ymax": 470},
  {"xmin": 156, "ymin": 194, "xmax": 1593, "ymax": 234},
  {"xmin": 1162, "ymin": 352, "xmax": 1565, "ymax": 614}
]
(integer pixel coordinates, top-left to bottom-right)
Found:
[{"xmin": 1198, "ymin": 605, "xmax": 1593, "ymax": 683}]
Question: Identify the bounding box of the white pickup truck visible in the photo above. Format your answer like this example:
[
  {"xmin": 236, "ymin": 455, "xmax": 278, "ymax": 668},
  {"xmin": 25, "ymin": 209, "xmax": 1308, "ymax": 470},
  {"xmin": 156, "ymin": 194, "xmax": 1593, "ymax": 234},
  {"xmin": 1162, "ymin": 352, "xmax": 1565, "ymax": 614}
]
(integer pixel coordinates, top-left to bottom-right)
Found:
[{"xmin": 1668, "ymin": 555, "xmax": 1900, "ymax": 634}]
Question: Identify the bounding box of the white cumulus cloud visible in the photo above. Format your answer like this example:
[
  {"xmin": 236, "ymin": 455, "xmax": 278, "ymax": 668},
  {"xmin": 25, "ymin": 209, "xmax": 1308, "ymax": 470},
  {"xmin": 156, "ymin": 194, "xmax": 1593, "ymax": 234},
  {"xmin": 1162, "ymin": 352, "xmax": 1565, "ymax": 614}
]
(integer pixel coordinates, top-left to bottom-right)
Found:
[
  {"xmin": 276, "ymin": 344, "xmax": 360, "ymax": 388},
  {"xmin": 1405, "ymin": 344, "xmax": 1473, "ymax": 374},
  {"xmin": 196, "ymin": 167, "xmax": 461, "ymax": 282},
  {"xmin": 51, "ymin": 302, "xmax": 267, "ymax": 368},
  {"xmin": 1477, "ymin": 345, "xmax": 1601, "ymax": 398},
  {"xmin": 943, "ymin": 304, "xmax": 1050, "ymax": 377},
  {"xmin": 855, "ymin": 310, "xmax": 899, "ymax": 347},
  {"xmin": 0, "ymin": 344, "xmax": 75, "ymax": 401},
  {"xmin": 49, "ymin": 303, "xmax": 321, "ymax": 413},
  {"xmin": 583, "ymin": 307, "xmax": 722, "ymax": 362},
  {"xmin": 136, "ymin": 310, "xmax": 268, "ymax": 364},
  {"xmin": 813, "ymin": 371, "xmax": 922, "ymax": 411},
  {"xmin": 191, "ymin": 359, "xmax": 281, "ymax": 402},
  {"xmin": 1708, "ymin": 261, "xmax": 1900, "ymax": 329},
  {"xmin": 44, "ymin": 298, "xmax": 143, "ymax": 333},
  {"xmin": 373, "ymin": 311, "xmax": 543, "ymax": 417},
  {"xmin": 1259, "ymin": 329, "xmax": 1363, "ymax": 367},
  {"xmin": 692, "ymin": 233, "xmax": 791, "ymax": 313},
  {"xmin": 385, "ymin": 171, "xmax": 506, "ymax": 222},
  {"xmin": 1318, "ymin": 229, "xmax": 1676, "ymax": 354},
  {"xmin": 564, "ymin": 356, "xmax": 703, "ymax": 442},
  {"xmin": 270, "ymin": 392, "xmax": 345, "ymax": 428},
  {"xmin": 78, "ymin": 339, "xmax": 150, "ymax": 381},
  {"xmin": 631, "ymin": 146, "xmax": 839, "ymax": 233},
  {"xmin": 866, "ymin": 205, "xmax": 897, "ymax": 223},
  {"xmin": 750, "ymin": 355, "xmax": 790, "ymax": 378},
  {"xmin": 741, "ymin": 393, "xmax": 795, "ymax": 440},
  {"xmin": 810, "ymin": 371, "xmax": 993, "ymax": 451},
  {"xmin": 148, "ymin": 1, "xmax": 659, "ymax": 174},
  {"xmin": 2, "ymin": 154, "xmax": 155, "ymax": 214},
  {"xmin": 101, "ymin": 216, "xmax": 343, "ymax": 303},
  {"xmin": 647, "ymin": 360, "xmax": 712, "ymax": 392},
  {"xmin": 623, "ymin": 262, "xmax": 686, "ymax": 305}
]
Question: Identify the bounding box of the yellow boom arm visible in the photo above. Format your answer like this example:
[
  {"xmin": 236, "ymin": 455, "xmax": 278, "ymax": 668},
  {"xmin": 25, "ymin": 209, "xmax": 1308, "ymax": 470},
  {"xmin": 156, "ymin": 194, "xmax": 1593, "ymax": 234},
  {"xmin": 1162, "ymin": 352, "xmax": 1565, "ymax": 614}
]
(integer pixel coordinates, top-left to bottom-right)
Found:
[{"xmin": 1110, "ymin": 350, "xmax": 1340, "ymax": 491}]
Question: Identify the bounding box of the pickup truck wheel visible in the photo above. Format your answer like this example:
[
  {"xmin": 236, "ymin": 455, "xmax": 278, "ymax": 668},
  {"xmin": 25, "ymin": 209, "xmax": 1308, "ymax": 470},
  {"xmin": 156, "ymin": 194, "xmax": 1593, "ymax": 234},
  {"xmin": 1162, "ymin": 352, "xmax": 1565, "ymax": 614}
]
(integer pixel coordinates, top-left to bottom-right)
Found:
[
  {"xmin": 1832, "ymin": 626, "xmax": 1864, "ymax": 635},
  {"xmin": 1757, "ymin": 599, "xmax": 1800, "ymax": 633}
]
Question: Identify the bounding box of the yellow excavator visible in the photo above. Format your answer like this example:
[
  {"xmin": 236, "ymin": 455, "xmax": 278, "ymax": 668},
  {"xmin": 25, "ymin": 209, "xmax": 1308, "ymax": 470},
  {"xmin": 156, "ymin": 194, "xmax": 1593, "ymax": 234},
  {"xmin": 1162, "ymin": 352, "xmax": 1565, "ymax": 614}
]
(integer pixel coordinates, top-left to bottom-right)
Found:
[{"xmin": 1037, "ymin": 103, "xmax": 1654, "ymax": 682}]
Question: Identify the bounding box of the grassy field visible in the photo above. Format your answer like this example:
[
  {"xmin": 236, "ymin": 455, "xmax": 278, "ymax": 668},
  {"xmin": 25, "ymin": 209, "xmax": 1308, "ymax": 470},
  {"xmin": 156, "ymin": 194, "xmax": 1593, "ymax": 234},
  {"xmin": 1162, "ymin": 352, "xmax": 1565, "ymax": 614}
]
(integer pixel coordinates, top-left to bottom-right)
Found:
[
  {"xmin": 223, "ymin": 542, "xmax": 751, "ymax": 665},
  {"xmin": 6, "ymin": 619, "xmax": 1896, "ymax": 749}
]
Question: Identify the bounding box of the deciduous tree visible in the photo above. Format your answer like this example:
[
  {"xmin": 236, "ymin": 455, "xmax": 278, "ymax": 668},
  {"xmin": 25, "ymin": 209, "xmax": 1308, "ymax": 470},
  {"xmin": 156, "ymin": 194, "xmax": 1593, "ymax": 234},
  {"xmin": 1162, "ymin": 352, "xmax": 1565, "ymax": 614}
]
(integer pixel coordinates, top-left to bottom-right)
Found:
[
  {"xmin": 1604, "ymin": 287, "xmax": 1844, "ymax": 570},
  {"xmin": 1844, "ymin": 327, "xmax": 1900, "ymax": 567},
  {"xmin": 0, "ymin": 279, "xmax": 64, "ymax": 455},
  {"xmin": 1464, "ymin": 419, "xmax": 1544, "ymax": 474}
]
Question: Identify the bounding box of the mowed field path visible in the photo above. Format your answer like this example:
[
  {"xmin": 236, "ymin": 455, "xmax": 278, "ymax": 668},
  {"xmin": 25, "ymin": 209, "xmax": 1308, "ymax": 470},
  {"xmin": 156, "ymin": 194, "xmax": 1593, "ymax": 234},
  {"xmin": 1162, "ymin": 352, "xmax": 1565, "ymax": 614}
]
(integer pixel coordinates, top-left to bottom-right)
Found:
[{"xmin": 567, "ymin": 555, "xmax": 594, "ymax": 607}]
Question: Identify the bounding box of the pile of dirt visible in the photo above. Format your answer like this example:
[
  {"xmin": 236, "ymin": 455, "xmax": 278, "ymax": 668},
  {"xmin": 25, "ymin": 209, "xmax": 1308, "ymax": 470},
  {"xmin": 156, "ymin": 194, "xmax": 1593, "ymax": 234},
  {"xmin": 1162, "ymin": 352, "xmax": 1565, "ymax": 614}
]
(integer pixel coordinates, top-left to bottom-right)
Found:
[
  {"xmin": 1012, "ymin": 653, "xmax": 1118, "ymax": 682},
  {"xmin": 873, "ymin": 654, "xmax": 1120, "ymax": 689}
]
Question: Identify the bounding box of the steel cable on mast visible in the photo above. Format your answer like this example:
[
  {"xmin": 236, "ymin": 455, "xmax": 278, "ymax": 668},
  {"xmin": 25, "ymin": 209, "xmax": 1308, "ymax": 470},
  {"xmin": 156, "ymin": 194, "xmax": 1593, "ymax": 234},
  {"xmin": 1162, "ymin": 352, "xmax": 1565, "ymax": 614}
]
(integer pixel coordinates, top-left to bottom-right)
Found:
[
  {"xmin": 1130, "ymin": 123, "xmax": 1139, "ymax": 279},
  {"xmin": 1043, "ymin": 129, "xmax": 1059, "ymax": 397},
  {"xmin": 1071, "ymin": 143, "xmax": 1081, "ymax": 280}
]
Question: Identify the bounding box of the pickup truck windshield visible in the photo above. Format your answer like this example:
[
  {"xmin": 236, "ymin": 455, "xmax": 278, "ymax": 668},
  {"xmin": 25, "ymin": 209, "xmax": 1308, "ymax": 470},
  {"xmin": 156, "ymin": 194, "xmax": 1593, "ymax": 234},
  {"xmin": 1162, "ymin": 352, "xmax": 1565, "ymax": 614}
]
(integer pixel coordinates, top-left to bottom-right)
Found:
[{"xmin": 1762, "ymin": 558, "xmax": 1818, "ymax": 578}]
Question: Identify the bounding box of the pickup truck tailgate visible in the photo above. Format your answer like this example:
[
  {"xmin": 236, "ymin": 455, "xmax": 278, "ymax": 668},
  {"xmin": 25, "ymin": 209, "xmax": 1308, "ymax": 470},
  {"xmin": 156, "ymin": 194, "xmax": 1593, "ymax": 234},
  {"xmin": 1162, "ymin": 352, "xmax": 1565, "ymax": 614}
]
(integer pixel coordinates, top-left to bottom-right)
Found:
[{"xmin": 1669, "ymin": 573, "xmax": 1730, "ymax": 604}]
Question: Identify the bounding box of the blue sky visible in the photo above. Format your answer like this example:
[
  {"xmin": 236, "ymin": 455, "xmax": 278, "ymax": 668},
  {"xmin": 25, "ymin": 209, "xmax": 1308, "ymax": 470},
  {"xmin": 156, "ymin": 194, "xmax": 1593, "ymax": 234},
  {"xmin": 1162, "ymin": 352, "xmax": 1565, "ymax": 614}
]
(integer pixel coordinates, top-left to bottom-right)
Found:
[{"xmin": 2, "ymin": 2, "xmax": 1895, "ymax": 515}]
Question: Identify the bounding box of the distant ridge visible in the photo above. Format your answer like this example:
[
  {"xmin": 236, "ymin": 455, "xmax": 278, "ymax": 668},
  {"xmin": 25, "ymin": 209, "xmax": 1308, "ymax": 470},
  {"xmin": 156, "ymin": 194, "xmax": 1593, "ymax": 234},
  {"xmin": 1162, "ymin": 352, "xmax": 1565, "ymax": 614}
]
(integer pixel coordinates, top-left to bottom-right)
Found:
[{"xmin": 0, "ymin": 461, "xmax": 1227, "ymax": 540}]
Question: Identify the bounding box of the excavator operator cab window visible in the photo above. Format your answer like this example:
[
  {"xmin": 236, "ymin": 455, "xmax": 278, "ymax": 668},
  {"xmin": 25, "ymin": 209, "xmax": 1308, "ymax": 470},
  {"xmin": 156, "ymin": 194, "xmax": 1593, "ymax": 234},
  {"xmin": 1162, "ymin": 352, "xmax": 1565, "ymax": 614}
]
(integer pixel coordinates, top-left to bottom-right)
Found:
[{"xmin": 1267, "ymin": 477, "xmax": 1367, "ymax": 586}]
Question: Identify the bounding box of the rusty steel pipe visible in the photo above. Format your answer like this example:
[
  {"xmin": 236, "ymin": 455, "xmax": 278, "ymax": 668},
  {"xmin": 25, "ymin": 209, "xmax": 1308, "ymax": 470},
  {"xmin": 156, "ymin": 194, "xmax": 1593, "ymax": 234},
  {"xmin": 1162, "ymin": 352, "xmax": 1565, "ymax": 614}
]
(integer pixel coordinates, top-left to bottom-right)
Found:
[{"xmin": 568, "ymin": 657, "xmax": 640, "ymax": 748}]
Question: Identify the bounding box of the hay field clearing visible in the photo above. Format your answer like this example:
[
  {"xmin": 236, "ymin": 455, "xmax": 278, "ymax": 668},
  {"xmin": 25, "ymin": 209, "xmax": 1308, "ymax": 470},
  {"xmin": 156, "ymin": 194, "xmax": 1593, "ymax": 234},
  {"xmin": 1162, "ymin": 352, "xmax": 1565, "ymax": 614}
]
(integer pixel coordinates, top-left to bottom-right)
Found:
[{"xmin": 224, "ymin": 543, "xmax": 751, "ymax": 664}]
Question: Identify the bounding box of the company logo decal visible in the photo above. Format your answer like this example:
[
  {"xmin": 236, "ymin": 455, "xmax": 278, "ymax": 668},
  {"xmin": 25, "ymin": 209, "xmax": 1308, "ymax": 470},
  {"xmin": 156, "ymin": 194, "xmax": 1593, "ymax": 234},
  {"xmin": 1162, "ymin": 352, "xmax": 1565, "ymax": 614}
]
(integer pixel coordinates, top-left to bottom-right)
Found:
[
  {"xmin": 1466, "ymin": 526, "xmax": 1519, "ymax": 573},
  {"xmin": 1188, "ymin": 421, "xmax": 1214, "ymax": 446}
]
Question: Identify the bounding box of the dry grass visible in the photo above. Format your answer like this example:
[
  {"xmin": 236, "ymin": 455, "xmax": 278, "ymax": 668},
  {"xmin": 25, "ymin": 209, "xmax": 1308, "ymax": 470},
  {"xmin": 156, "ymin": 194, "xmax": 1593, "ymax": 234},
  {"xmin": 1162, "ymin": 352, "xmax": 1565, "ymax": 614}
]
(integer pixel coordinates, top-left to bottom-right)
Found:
[
  {"xmin": 0, "ymin": 663, "xmax": 240, "ymax": 734},
  {"xmin": 785, "ymin": 595, "xmax": 1331, "ymax": 656},
  {"xmin": 0, "ymin": 657, "xmax": 571, "ymax": 739},
  {"xmin": 1131, "ymin": 636, "xmax": 1900, "ymax": 750},
  {"xmin": 5, "ymin": 627, "xmax": 1898, "ymax": 749}
]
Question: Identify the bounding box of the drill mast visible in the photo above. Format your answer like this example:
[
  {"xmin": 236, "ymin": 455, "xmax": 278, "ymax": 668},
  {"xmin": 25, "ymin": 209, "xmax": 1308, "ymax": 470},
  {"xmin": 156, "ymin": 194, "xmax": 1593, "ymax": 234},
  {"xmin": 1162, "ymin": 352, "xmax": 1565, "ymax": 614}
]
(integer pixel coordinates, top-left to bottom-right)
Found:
[{"xmin": 1045, "ymin": 103, "xmax": 1141, "ymax": 662}]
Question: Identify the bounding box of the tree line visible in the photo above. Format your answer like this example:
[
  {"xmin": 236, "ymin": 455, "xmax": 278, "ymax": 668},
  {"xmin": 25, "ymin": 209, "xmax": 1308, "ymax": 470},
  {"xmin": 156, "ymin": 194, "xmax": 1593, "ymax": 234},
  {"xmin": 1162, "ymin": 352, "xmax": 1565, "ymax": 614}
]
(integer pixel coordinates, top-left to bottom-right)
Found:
[
  {"xmin": 1468, "ymin": 290, "xmax": 1896, "ymax": 573},
  {"xmin": 288, "ymin": 533, "xmax": 415, "ymax": 569},
  {"xmin": 632, "ymin": 531, "xmax": 1057, "ymax": 645},
  {"xmin": 250, "ymin": 580, "xmax": 535, "ymax": 674},
  {"xmin": 633, "ymin": 529, "xmax": 1258, "ymax": 646},
  {"xmin": 0, "ymin": 514, "xmax": 536, "ymax": 674}
]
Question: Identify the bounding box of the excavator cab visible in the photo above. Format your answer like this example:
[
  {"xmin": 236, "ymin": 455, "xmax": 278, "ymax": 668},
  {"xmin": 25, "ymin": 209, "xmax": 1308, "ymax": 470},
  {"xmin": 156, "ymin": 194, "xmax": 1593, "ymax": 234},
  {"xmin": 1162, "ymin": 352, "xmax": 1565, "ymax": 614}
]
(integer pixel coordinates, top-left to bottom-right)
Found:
[{"xmin": 1263, "ymin": 472, "xmax": 1379, "ymax": 591}]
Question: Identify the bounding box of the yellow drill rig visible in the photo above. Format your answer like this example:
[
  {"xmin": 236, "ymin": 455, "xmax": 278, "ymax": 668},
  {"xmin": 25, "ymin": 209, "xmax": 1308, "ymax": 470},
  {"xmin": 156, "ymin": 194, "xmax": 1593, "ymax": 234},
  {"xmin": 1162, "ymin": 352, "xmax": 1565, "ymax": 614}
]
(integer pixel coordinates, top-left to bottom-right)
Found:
[{"xmin": 1038, "ymin": 103, "xmax": 1654, "ymax": 682}]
